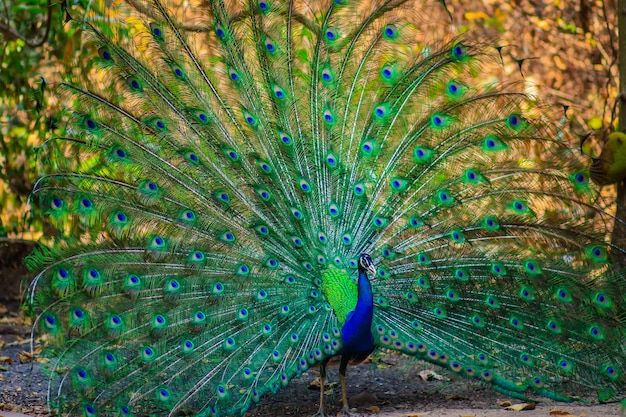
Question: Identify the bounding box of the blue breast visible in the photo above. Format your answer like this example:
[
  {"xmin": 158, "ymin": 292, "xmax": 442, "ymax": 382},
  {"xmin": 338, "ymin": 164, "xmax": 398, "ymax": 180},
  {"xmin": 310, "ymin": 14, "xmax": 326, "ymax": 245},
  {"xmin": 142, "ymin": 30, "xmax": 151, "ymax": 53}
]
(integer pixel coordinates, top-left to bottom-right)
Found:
[{"xmin": 340, "ymin": 271, "xmax": 374, "ymax": 355}]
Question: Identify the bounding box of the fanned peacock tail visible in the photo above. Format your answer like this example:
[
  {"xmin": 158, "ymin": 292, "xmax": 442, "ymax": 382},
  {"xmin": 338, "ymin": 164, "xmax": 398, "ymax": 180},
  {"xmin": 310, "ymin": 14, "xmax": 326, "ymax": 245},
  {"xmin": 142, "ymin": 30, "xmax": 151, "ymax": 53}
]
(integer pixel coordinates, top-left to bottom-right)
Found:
[{"xmin": 26, "ymin": 0, "xmax": 626, "ymax": 416}]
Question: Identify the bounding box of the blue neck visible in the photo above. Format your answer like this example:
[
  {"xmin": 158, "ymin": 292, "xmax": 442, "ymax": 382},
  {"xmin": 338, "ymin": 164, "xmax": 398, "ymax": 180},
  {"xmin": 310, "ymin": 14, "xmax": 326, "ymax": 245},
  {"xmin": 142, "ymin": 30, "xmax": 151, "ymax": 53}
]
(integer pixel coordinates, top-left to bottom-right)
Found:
[
  {"xmin": 340, "ymin": 267, "xmax": 374, "ymax": 355},
  {"xmin": 354, "ymin": 269, "xmax": 374, "ymax": 323}
]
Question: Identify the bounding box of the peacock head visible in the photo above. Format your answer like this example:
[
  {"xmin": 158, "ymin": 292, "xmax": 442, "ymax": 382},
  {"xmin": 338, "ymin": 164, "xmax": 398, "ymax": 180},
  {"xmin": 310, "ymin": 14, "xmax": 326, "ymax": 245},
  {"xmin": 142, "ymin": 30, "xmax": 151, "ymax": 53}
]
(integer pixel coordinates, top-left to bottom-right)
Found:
[{"xmin": 358, "ymin": 254, "xmax": 377, "ymax": 276}]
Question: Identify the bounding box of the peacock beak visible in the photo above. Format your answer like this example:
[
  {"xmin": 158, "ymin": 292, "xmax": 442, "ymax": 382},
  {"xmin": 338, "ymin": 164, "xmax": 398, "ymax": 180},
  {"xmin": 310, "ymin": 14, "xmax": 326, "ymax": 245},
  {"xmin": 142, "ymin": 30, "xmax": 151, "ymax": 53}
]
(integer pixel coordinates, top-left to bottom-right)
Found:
[{"xmin": 367, "ymin": 264, "xmax": 377, "ymax": 277}]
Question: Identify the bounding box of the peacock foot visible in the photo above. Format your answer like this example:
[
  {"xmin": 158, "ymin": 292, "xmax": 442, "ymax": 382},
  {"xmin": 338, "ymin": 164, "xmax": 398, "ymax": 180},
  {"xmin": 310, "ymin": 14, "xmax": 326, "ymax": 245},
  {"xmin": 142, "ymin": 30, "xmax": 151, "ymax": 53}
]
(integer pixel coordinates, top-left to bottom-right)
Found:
[
  {"xmin": 338, "ymin": 407, "xmax": 362, "ymax": 417},
  {"xmin": 311, "ymin": 407, "xmax": 328, "ymax": 417}
]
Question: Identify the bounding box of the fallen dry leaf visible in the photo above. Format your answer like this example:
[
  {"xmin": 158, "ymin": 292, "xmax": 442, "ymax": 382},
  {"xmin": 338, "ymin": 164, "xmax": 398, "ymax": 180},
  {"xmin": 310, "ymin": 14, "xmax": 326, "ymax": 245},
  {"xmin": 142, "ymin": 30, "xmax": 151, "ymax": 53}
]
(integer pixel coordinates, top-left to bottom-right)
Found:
[
  {"xmin": 498, "ymin": 401, "xmax": 513, "ymax": 407},
  {"xmin": 307, "ymin": 377, "xmax": 336, "ymax": 394},
  {"xmin": 0, "ymin": 356, "xmax": 13, "ymax": 365},
  {"xmin": 365, "ymin": 405, "xmax": 380, "ymax": 412},
  {"xmin": 36, "ymin": 357, "xmax": 50, "ymax": 364},
  {"xmin": 418, "ymin": 370, "xmax": 443, "ymax": 381},
  {"xmin": 505, "ymin": 402, "xmax": 536, "ymax": 411},
  {"xmin": 549, "ymin": 411, "xmax": 583, "ymax": 417},
  {"xmin": 18, "ymin": 350, "xmax": 35, "ymax": 364},
  {"xmin": 308, "ymin": 377, "xmax": 321, "ymax": 388}
]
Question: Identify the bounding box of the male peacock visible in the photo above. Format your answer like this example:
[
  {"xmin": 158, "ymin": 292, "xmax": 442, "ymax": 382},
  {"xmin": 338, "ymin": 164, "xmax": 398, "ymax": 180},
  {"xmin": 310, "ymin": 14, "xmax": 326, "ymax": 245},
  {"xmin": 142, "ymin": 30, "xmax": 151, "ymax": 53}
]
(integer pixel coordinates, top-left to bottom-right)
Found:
[{"xmin": 26, "ymin": 0, "xmax": 626, "ymax": 416}]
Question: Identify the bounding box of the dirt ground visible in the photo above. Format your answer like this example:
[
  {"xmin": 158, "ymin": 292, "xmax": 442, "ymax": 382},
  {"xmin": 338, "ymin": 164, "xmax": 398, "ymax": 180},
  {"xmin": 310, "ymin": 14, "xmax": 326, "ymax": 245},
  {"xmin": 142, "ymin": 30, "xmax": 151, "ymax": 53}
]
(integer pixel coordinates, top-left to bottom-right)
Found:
[{"xmin": 1, "ymin": 300, "xmax": 624, "ymax": 417}]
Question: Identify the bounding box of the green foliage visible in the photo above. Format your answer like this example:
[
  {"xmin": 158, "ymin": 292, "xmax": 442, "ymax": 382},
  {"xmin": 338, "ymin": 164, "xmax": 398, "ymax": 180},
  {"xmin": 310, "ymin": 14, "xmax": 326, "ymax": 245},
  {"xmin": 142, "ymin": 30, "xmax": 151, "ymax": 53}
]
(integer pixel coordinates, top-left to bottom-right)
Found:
[{"xmin": 0, "ymin": 0, "xmax": 88, "ymax": 238}]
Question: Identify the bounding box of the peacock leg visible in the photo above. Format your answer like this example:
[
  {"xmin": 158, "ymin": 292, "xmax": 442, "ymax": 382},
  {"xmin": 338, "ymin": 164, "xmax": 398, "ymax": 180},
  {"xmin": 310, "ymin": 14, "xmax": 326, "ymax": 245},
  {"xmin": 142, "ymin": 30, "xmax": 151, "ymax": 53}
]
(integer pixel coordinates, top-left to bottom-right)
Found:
[
  {"xmin": 312, "ymin": 358, "xmax": 330, "ymax": 417},
  {"xmin": 339, "ymin": 355, "xmax": 360, "ymax": 417}
]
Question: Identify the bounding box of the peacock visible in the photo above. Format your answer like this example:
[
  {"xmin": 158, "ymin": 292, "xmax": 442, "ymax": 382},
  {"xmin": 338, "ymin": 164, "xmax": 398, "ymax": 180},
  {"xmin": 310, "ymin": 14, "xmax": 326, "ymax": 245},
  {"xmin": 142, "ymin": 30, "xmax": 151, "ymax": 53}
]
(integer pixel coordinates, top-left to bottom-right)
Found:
[{"xmin": 25, "ymin": 0, "xmax": 626, "ymax": 416}]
